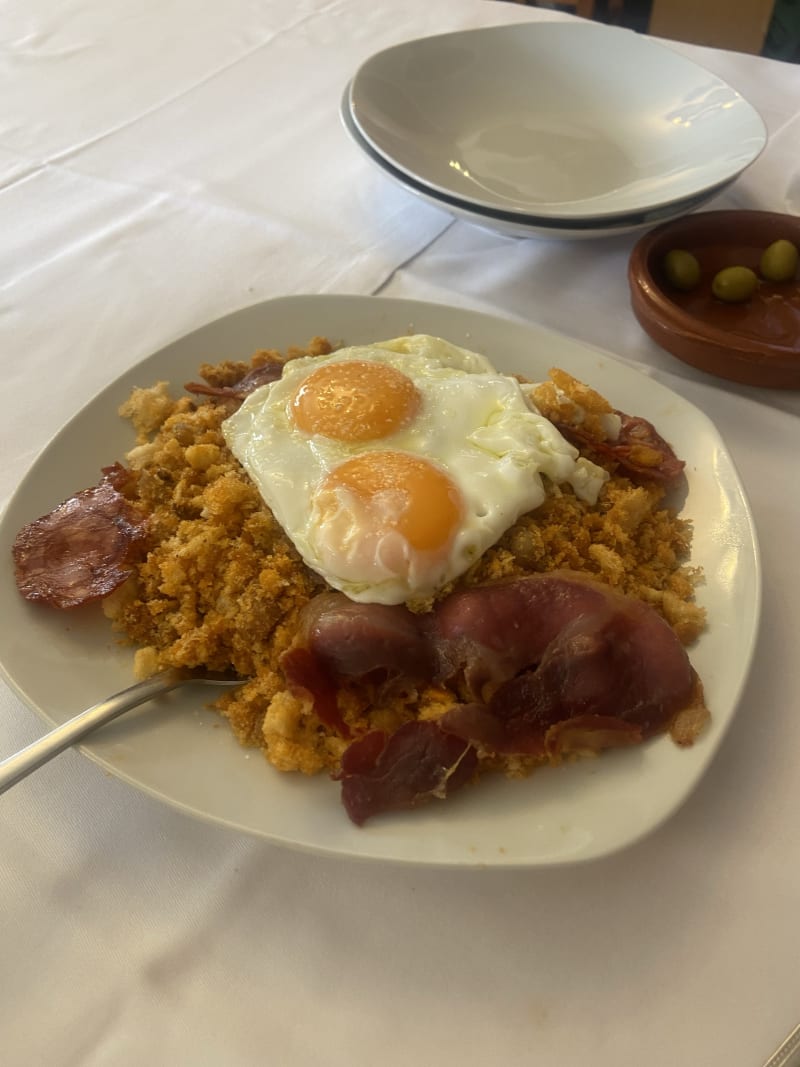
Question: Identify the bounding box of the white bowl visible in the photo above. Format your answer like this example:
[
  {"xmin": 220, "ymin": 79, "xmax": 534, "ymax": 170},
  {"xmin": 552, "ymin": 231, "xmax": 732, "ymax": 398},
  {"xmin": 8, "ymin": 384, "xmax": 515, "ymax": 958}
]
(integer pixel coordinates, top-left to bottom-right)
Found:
[
  {"xmin": 341, "ymin": 86, "xmax": 735, "ymax": 241},
  {"xmin": 349, "ymin": 21, "xmax": 766, "ymax": 221}
]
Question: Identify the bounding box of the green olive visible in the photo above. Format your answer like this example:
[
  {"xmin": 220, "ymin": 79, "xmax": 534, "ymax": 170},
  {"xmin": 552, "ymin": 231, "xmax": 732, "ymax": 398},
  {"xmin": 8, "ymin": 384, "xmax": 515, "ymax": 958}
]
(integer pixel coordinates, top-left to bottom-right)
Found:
[
  {"xmin": 759, "ymin": 238, "xmax": 799, "ymax": 282},
  {"xmin": 711, "ymin": 265, "xmax": 759, "ymax": 303},
  {"xmin": 662, "ymin": 248, "xmax": 701, "ymax": 291}
]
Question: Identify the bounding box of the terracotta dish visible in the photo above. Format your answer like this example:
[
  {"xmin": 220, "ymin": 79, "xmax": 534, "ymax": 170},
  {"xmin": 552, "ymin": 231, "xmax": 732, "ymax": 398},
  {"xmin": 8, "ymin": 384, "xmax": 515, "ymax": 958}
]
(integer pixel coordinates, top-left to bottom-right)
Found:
[{"xmin": 628, "ymin": 210, "xmax": 800, "ymax": 388}]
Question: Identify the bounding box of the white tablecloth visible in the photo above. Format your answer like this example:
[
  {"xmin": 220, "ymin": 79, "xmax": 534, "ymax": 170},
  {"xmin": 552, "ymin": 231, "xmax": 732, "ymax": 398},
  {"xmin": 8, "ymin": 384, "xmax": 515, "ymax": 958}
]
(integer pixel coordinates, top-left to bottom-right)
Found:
[{"xmin": 2, "ymin": 2, "xmax": 799, "ymax": 1064}]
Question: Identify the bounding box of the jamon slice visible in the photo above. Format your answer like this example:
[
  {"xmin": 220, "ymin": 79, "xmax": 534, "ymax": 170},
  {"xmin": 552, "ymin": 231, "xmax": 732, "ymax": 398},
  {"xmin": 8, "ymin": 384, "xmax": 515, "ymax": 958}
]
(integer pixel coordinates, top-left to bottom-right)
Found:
[
  {"xmin": 285, "ymin": 572, "xmax": 708, "ymax": 823},
  {"xmin": 336, "ymin": 721, "xmax": 478, "ymax": 826},
  {"xmin": 554, "ymin": 411, "xmax": 685, "ymax": 487},
  {"xmin": 440, "ymin": 586, "xmax": 699, "ymax": 754},
  {"xmin": 184, "ymin": 361, "xmax": 283, "ymax": 401},
  {"xmin": 280, "ymin": 645, "xmax": 352, "ymax": 738},
  {"xmin": 289, "ymin": 573, "xmax": 701, "ymax": 740}
]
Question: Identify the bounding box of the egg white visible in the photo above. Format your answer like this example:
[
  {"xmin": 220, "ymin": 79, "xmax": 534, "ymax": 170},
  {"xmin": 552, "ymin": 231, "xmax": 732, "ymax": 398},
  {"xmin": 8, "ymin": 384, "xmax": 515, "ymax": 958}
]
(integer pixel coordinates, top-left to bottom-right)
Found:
[{"xmin": 221, "ymin": 335, "xmax": 607, "ymax": 604}]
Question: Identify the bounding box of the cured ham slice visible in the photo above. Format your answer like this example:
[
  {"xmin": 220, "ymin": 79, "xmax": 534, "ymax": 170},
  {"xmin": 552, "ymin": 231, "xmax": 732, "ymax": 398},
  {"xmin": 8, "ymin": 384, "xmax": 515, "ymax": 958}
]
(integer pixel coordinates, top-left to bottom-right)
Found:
[
  {"xmin": 432, "ymin": 574, "xmax": 614, "ymax": 701},
  {"xmin": 289, "ymin": 572, "xmax": 698, "ymax": 734},
  {"xmin": 440, "ymin": 584, "xmax": 697, "ymax": 754},
  {"xmin": 555, "ymin": 411, "xmax": 685, "ymax": 487},
  {"xmin": 12, "ymin": 465, "xmax": 147, "ymax": 609},
  {"xmin": 184, "ymin": 361, "xmax": 283, "ymax": 401},
  {"xmin": 284, "ymin": 572, "xmax": 707, "ymax": 821},
  {"xmin": 280, "ymin": 646, "xmax": 352, "ymax": 738},
  {"xmin": 335, "ymin": 721, "xmax": 478, "ymax": 826}
]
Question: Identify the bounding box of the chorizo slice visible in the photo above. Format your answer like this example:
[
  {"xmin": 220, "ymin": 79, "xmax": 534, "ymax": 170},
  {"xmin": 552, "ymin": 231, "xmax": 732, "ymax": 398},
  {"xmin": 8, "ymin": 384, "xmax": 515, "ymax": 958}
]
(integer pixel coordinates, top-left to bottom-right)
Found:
[{"xmin": 12, "ymin": 469, "xmax": 147, "ymax": 609}]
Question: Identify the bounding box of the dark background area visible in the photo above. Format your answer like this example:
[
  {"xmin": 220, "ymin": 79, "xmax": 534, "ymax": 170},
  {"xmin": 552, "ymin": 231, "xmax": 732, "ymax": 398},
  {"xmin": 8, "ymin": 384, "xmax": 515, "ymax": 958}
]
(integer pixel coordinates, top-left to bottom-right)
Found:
[{"xmin": 523, "ymin": 0, "xmax": 800, "ymax": 61}]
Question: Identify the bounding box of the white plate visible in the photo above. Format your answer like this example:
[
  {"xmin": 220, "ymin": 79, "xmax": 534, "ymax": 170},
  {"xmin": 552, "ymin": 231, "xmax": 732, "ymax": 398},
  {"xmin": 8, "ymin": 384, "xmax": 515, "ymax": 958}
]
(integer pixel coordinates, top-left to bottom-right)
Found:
[
  {"xmin": 341, "ymin": 84, "xmax": 734, "ymax": 241},
  {"xmin": 0, "ymin": 295, "xmax": 761, "ymax": 868},
  {"xmin": 349, "ymin": 22, "xmax": 766, "ymax": 221}
]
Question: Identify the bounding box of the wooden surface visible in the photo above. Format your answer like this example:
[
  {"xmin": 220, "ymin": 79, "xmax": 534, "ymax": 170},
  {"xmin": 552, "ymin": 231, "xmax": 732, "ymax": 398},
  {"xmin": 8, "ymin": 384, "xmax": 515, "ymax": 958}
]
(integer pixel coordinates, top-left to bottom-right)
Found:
[{"xmin": 648, "ymin": 0, "xmax": 776, "ymax": 54}]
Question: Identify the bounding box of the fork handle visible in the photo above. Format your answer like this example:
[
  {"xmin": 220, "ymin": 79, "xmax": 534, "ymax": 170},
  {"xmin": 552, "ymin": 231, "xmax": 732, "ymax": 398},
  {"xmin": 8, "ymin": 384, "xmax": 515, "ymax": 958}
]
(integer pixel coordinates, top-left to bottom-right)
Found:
[
  {"xmin": 763, "ymin": 1023, "xmax": 800, "ymax": 1067},
  {"xmin": 0, "ymin": 669, "xmax": 186, "ymax": 796}
]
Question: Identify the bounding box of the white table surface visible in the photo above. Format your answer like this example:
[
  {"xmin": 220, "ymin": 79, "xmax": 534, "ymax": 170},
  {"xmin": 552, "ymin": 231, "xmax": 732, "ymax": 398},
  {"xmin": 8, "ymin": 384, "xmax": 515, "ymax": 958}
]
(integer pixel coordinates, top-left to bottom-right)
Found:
[{"xmin": 2, "ymin": 2, "xmax": 799, "ymax": 1064}]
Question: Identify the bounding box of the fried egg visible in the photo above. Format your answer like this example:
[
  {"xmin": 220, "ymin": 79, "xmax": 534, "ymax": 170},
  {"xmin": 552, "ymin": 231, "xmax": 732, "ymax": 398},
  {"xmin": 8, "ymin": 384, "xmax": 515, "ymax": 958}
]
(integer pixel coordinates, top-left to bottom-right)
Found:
[{"xmin": 221, "ymin": 335, "xmax": 607, "ymax": 605}]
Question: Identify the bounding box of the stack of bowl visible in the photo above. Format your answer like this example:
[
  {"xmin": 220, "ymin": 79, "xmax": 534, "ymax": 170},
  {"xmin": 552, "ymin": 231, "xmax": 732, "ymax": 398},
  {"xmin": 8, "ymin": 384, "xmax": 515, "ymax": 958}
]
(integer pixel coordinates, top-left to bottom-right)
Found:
[{"xmin": 342, "ymin": 21, "xmax": 767, "ymax": 240}]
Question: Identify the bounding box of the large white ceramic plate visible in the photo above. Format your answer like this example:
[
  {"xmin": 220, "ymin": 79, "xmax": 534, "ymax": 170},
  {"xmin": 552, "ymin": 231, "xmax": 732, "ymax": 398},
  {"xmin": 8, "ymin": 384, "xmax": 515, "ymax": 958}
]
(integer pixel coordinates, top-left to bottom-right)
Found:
[
  {"xmin": 340, "ymin": 84, "xmax": 735, "ymax": 241},
  {"xmin": 349, "ymin": 22, "xmax": 766, "ymax": 221},
  {"xmin": 0, "ymin": 295, "xmax": 760, "ymax": 868}
]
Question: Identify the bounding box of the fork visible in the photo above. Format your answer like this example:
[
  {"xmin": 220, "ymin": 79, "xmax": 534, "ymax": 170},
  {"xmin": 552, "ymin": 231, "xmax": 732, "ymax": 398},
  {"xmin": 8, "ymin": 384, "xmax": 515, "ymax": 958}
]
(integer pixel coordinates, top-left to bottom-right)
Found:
[
  {"xmin": 0, "ymin": 668, "xmax": 244, "ymax": 795},
  {"xmin": 763, "ymin": 1022, "xmax": 800, "ymax": 1067}
]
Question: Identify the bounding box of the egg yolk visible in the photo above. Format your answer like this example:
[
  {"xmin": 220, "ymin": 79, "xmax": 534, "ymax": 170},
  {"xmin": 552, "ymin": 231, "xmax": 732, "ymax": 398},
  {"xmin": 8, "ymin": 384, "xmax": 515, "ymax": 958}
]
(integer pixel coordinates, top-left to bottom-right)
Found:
[
  {"xmin": 290, "ymin": 360, "xmax": 421, "ymax": 442},
  {"xmin": 318, "ymin": 451, "xmax": 463, "ymax": 553}
]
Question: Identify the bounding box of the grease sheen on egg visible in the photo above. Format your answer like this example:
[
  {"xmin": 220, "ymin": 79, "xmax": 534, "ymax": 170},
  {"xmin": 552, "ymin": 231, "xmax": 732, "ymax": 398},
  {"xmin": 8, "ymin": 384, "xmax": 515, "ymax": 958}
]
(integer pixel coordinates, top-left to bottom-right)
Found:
[{"xmin": 222, "ymin": 335, "xmax": 608, "ymax": 605}]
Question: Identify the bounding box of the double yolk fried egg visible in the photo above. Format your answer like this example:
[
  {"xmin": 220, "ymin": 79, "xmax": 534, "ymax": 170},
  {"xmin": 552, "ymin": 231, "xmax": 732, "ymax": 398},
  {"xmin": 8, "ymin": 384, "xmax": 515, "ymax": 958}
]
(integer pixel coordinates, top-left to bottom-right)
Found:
[{"xmin": 222, "ymin": 335, "xmax": 607, "ymax": 605}]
